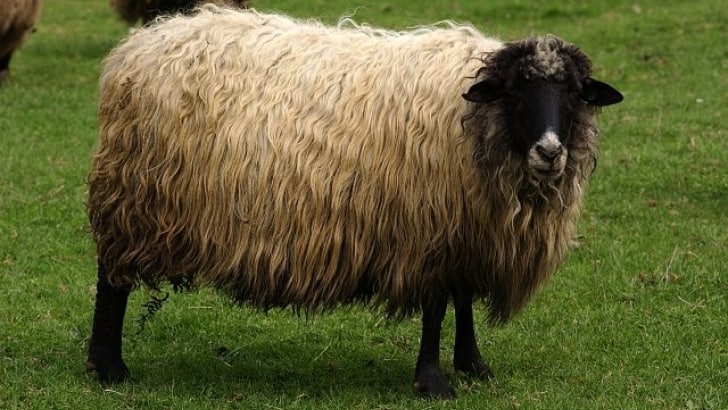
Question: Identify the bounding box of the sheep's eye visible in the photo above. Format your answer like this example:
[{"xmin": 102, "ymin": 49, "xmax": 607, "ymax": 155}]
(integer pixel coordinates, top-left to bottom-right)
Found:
[{"xmin": 505, "ymin": 80, "xmax": 524, "ymax": 96}]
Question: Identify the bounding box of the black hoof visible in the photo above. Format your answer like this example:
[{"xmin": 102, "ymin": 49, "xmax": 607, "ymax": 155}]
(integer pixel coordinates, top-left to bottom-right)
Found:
[
  {"xmin": 454, "ymin": 358, "xmax": 493, "ymax": 380},
  {"xmin": 414, "ymin": 367, "xmax": 456, "ymax": 399},
  {"xmin": 86, "ymin": 356, "xmax": 130, "ymax": 385}
]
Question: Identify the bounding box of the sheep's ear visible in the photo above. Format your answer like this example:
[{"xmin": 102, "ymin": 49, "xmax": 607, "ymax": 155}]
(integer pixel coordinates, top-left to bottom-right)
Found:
[
  {"xmin": 582, "ymin": 78, "xmax": 623, "ymax": 106},
  {"xmin": 463, "ymin": 78, "xmax": 503, "ymax": 103}
]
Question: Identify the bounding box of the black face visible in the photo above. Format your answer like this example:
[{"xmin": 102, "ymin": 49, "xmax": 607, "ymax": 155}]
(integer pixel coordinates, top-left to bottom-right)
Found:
[
  {"xmin": 504, "ymin": 79, "xmax": 574, "ymax": 154},
  {"xmin": 463, "ymin": 67, "xmax": 623, "ymax": 181}
]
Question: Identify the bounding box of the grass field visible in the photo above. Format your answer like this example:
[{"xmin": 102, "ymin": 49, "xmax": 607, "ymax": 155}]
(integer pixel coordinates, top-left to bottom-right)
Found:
[{"xmin": 1, "ymin": 0, "xmax": 726, "ymax": 408}]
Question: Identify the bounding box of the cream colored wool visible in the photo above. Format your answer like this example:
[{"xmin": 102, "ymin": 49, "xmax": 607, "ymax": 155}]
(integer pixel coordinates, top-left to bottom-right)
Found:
[{"xmin": 89, "ymin": 5, "xmax": 598, "ymax": 322}]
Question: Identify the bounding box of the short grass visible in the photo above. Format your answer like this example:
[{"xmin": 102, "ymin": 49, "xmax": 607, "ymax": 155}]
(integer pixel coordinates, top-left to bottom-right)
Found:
[{"xmin": 1, "ymin": 0, "xmax": 726, "ymax": 409}]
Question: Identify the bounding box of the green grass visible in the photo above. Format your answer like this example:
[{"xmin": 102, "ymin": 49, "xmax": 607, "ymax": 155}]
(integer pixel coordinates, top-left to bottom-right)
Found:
[{"xmin": 1, "ymin": 0, "xmax": 726, "ymax": 408}]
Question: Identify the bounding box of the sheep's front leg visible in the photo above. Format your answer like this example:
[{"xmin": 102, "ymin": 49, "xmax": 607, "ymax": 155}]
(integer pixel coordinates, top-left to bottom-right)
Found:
[
  {"xmin": 86, "ymin": 260, "xmax": 131, "ymax": 384},
  {"xmin": 0, "ymin": 52, "xmax": 12, "ymax": 84},
  {"xmin": 453, "ymin": 293, "xmax": 493, "ymax": 380},
  {"xmin": 413, "ymin": 295, "xmax": 455, "ymax": 398}
]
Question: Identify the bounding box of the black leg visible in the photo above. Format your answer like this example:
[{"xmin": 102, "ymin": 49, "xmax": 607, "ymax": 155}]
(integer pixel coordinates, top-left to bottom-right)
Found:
[
  {"xmin": 86, "ymin": 260, "xmax": 132, "ymax": 384},
  {"xmin": 453, "ymin": 293, "xmax": 493, "ymax": 380},
  {"xmin": 413, "ymin": 294, "xmax": 455, "ymax": 399},
  {"xmin": 0, "ymin": 52, "xmax": 12, "ymax": 84}
]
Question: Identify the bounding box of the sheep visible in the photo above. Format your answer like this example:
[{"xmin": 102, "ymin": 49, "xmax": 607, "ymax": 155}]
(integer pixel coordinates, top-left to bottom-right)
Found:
[
  {"xmin": 109, "ymin": 0, "xmax": 249, "ymax": 25},
  {"xmin": 85, "ymin": 5, "xmax": 623, "ymax": 398},
  {"xmin": 0, "ymin": 0, "xmax": 42, "ymax": 84}
]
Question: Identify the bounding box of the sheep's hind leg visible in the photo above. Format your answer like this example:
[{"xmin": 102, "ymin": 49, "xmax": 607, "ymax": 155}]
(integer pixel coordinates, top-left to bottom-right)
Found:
[
  {"xmin": 453, "ymin": 293, "xmax": 493, "ymax": 380},
  {"xmin": 86, "ymin": 260, "xmax": 131, "ymax": 384},
  {"xmin": 413, "ymin": 294, "xmax": 456, "ymax": 399}
]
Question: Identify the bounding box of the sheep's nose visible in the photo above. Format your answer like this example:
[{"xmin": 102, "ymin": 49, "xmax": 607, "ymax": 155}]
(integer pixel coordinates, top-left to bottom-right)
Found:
[{"xmin": 536, "ymin": 144, "xmax": 564, "ymax": 163}]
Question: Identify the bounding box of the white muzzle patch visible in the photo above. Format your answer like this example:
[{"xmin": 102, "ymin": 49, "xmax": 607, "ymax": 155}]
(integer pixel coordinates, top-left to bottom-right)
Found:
[{"xmin": 528, "ymin": 131, "xmax": 567, "ymax": 181}]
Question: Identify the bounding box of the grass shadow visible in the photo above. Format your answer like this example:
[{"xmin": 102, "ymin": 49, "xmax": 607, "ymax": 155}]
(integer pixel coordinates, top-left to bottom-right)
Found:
[{"xmin": 114, "ymin": 337, "xmax": 415, "ymax": 401}]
